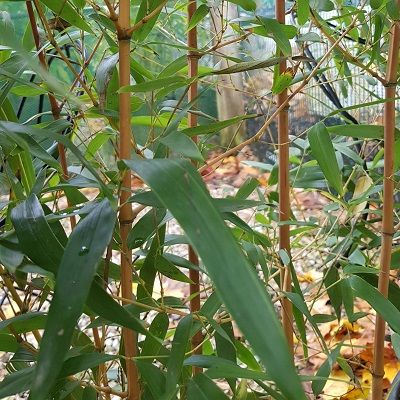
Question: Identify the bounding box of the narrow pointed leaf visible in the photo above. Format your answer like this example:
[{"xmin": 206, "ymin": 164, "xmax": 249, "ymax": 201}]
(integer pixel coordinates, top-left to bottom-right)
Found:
[
  {"xmin": 308, "ymin": 122, "xmax": 343, "ymax": 195},
  {"xmin": 30, "ymin": 200, "xmax": 116, "ymax": 400},
  {"xmin": 187, "ymin": 374, "xmax": 229, "ymax": 400},
  {"xmin": 165, "ymin": 315, "xmax": 193, "ymax": 395},
  {"xmin": 349, "ymin": 275, "xmax": 400, "ymax": 333},
  {"xmin": 125, "ymin": 158, "xmax": 307, "ymax": 400}
]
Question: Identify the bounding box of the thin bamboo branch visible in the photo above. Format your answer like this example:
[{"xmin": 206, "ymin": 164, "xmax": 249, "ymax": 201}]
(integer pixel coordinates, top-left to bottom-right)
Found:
[
  {"xmin": 276, "ymin": 0, "xmax": 293, "ymax": 355},
  {"xmin": 117, "ymin": 1, "xmax": 140, "ymax": 399},
  {"xmin": 187, "ymin": 0, "xmax": 202, "ymax": 375},
  {"xmin": 310, "ymin": 11, "xmax": 386, "ymax": 85},
  {"xmin": 90, "ymin": 316, "xmax": 111, "ymax": 400},
  {"xmin": 0, "ymin": 266, "xmax": 41, "ymax": 343},
  {"xmin": 32, "ymin": 0, "xmax": 98, "ymax": 107},
  {"xmin": 371, "ymin": 10, "xmax": 400, "ymax": 400},
  {"xmin": 198, "ymin": 13, "xmax": 359, "ymax": 174},
  {"xmin": 26, "ymin": 0, "xmax": 76, "ymax": 230}
]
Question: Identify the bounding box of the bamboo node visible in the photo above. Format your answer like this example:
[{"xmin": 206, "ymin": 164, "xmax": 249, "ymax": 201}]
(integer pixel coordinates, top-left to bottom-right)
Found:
[
  {"xmin": 382, "ymin": 230, "xmax": 394, "ymax": 237},
  {"xmin": 187, "ymin": 52, "xmax": 201, "ymax": 60},
  {"xmin": 383, "ymin": 81, "xmax": 398, "ymax": 87},
  {"xmin": 371, "ymin": 371, "xmax": 385, "ymax": 379},
  {"xmin": 118, "ymin": 28, "xmax": 132, "ymax": 41},
  {"xmin": 119, "ymin": 218, "xmax": 135, "ymax": 226}
]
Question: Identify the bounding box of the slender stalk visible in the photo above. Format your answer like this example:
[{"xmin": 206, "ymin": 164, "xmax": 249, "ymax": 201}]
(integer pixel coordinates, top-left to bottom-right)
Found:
[
  {"xmin": 275, "ymin": 0, "xmax": 293, "ymax": 354},
  {"xmin": 0, "ymin": 266, "xmax": 41, "ymax": 343},
  {"xmin": 187, "ymin": 0, "xmax": 202, "ymax": 374},
  {"xmin": 117, "ymin": 1, "xmax": 140, "ymax": 399},
  {"xmin": 26, "ymin": 1, "xmax": 76, "ymax": 229},
  {"xmin": 371, "ymin": 11, "xmax": 400, "ymax": 400}
]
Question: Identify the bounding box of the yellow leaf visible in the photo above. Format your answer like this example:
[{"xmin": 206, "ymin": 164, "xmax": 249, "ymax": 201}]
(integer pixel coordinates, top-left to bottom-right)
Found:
[{"xmin": 351, "ymin": 174, "xmax": 373, "ymax": 216}]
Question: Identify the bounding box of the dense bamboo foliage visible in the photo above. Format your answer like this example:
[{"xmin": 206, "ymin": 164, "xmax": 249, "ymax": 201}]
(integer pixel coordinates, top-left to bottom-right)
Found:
[{"xmin": 0, "ymin": 0, "xmax": 399, "ymax": 399}]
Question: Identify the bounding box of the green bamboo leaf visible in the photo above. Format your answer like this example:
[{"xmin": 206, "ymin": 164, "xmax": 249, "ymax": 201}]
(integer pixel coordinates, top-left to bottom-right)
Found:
[
  {"xmin": 136, "ymin": 361, "xmax": 166, "ymax": 398},
  {"xmin": 11, "ymin": 194, "xmax": 64, "ymax": 274},
  {"xmin": 141, "ymin": 313, "xmax": 169, "ymax": 361},
  {"xmin": 227, "ymin": 0, "xmax": 256, "ymax": 11},
  {"xmin": 297, "ymin": 0, "xmax": 310, "ymax": 25},
  {"xmin": 0, "ymin": 333, "xmax": 18, "ymax": 352},
  {"xmin": 349, "ymin": 275, "xmax": 400, "ymax": 333},
  {"xmin": 133, "ymin": 0, "xmax": 165, "ymax": 42},
  {"xmin": 392, "ymin": 333, "xmax": 400, "ymax": 359},
  {"xmin": 235, "ymin": 340, "xmax": 261, "ymax": 371},
  {"xmin": 0, "ymin": 353, "xmax": 117, "ymax": 398},
  {"xmin": 0, "ymin": 312, "xmax": 47, "ymax": 334},
  {"xmin": 180, "ymin": 115, "xmax": 256, "ymax": 137},
  {"xmin": 257, "ymin": 18, "xmax": 292, "ymax": 57},
  {"xmin": 207, "ymin": 57, "xmax": 286, "ymax": 76},
  {"xmin": 10, "ymin": 85, "xmax": 46, "ymax": 97},
  {"xmin": 82, "ymin": 387, "xmax": 97, "ymax": 400},
  {"xmin": 312, "ymin": 344, "xmax": 342, "ymax": 395},
  {"xmin": 120, "ymin": 76, "xmax": 186, "ymax": 93},
  {"xmin": 327, "ymin": 124, "xmax": 385, "ymax": 139},
  {"xmin": 164, "ymin": 315, "xmax": 193, "ymax": 396},
  {"xmin": 155, "ymin": 255, "xmax": 193, "ymax": 283},
  {"xmin": 308, "ymin": 122, "xmax": 343, "ymax": 195},
  {"xmin": 40, "ymin": 0, "xmax": 93, "ymax": 33},
  {"xmin": 160, "ymin": 131, "xmax": 204, "ymax": 161},
  {"xmin": 184, "ymin": 355, "xmax": 268, "ymax": 380},
  {"xmin": 187, "ymin": 374, "xmax": 229, "ymax": 400},
  {"xmin": 11, "ymin": 194, "xmax": 143, "ymax": 334},
  {"xmin": 30, "ymin": 199, "xmax": 116, "ymax": 400},
  {"xmin": 86, "ymin": 280, "xmax": 148, "ymax": 335},
  {"xmin": 187, "ymin": 4, "xmax": 209, "ymax": 32},
  {"xmin": 271, "ymin": 71, "xmax": 294, "ymax": 94},
  {"xmin": 59, "ymin": 353, "xmax": 117, "ymax": 377},
  {"xmin": 125, "ymin": 158, "xmax": 307, "ymax": 400},
  {"xmin": 128, "ymin": 207, "xmax": 166, "ymax": 249},
  {"xmin": 0, "ymin": 367, "xmax": 33, "ymax": 398},
  {"xmin": 215, "ymin": 321, "xmax": 236, "ymax": 390},
  {"xmin": 95, "ymin": 53, "xmax": 119, "ymax": 111}
]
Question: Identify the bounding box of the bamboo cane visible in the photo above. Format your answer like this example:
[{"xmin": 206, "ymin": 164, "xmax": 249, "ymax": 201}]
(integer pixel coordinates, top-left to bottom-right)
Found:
[
  {"xmin": 371, "ymin": 9, "xmax": 400, "ymax": 400},
  {"xmin": 187, "ymin": 0, "xmax": 202, "ymax": 374},
  {"xmin": 275, "ymin": 0, "xmax": 293, "ymax": 354},
  {"xmin": 27, "ymin": 1, "xmax": 76, "ymax": 229},
  {"xmin": 118, "ymin": 1, "xmax": 140, "ymax": 399}
]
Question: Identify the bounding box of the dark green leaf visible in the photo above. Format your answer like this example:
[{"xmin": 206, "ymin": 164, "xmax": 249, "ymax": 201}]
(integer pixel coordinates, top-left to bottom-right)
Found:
[
  {"xmin": 312, "ymin": 344, "xmax": 341, "ymax": 395},
  {"xmin": 30, "ymin": 200, "xmax": 116, "ymax": 400},
  {"xmin": 40, "ymin": 0, "xmax": 93, "ymax": 33},
  {"xmin": 187, "ymin": 4, "xmax": 209, "ymax": 31},
  {"xmin": 297, "ymin": 0, "xmax": 310, "ymax": 25},
  {"xmin": 227, "ymin": 0, "xmax": 256, "ymax": 11},
  {"xmin": 308, "ymin": 122, "xmax": 343, "ymax": 195},
  {"xmin": 187, "ymin": 373, "xmax": 229, "ymax": 399},
  {"xmin": 164, "ymin": 315, "xmax": 193, "ymax": 396},
  {"xmin": 349, "ymin": 275, "xmax": 400, "ymax": 333},
  {"xmin": 125, "ymin": 158, "xmax": 306, "ymax": 400},
  {"xmin": 160, "ymin": 132, "xmax": 204, "ymax": 161}
]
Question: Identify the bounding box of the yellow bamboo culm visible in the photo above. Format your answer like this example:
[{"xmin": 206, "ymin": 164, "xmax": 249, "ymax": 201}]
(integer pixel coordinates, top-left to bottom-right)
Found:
[
  {"xmin": 371, "ymin": 6, "xmax": 400, "ymax": 400},
  {"xmin": 187, "ymin": 0, "xmax": 202, "ymax": 375},
  {"xmin": 275, "ymin": 0, "xmax": 294, "ymax": 355},
  {"xmin": 118, "ymin": 0, "xmax": 140, "ymax": 399}
]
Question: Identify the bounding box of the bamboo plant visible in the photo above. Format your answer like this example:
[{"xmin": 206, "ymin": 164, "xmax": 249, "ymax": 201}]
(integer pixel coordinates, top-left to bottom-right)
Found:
[
  {"xmin": 275, "ymin": 0, "xmax": 293, "ymax": 353},
  {"xmin": 0, "ymin": 1, "xmax": 399, "ymax": 399},
  {"xmin": 371, "ymin": 6, "xmax": 400, "ymax": 399}
]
